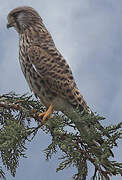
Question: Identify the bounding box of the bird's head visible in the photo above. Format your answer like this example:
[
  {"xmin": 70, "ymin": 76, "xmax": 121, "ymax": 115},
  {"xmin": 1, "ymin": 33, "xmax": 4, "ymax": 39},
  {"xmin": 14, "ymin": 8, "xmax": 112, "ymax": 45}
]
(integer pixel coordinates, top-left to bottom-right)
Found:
[{"xmin": 7, "ymin": 6, "xmax": 42, "ymax": 33}]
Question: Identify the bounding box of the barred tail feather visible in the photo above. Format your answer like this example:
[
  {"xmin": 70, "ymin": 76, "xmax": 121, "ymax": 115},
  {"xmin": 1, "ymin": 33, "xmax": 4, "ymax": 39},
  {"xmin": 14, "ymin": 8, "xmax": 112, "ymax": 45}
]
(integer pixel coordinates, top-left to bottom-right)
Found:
[{"xmin": 69, "ymin": 87, "xmax": 91, "ymax": 113}]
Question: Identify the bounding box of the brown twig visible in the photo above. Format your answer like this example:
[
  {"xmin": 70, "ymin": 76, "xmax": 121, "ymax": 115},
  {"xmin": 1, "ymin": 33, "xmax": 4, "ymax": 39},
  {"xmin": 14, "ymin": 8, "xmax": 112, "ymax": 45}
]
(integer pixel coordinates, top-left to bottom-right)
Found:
[
  {"xmin": 58, "ymin": 134, "xmax": 111, "ymax": 180},
  {"xmin": 0, "ymin": 101, "xmax": 41, "ymax": 122},
  {"xmin": 75, "ymin": 143, "xmax": 111, "ymax": 180}
]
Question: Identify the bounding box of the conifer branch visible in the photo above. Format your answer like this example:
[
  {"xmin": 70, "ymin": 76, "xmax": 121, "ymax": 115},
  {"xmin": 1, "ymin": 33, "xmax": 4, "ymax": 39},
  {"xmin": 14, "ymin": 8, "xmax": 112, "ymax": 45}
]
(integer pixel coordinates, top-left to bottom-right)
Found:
[{"xmin": 0, "ymin": 92, "xmax": 122, "ymax": 180}]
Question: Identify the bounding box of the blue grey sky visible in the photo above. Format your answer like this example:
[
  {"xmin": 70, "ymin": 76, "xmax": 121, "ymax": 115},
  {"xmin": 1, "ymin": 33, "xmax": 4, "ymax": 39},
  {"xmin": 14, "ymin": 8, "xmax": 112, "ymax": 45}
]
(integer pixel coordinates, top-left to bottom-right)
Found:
[{"xmin": 0, "ymin": 0, "xmax": 122, "ymax": 179}]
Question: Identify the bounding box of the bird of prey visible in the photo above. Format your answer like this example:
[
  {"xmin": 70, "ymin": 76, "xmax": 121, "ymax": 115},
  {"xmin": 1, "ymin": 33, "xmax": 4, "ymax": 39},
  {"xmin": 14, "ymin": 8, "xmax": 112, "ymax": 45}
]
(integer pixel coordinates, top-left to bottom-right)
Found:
[
  {"xmin": 7, "ymin": 6, "xmax": 114, "ymax": 158},
  {"xmin": 7, "ymin": 6, "xmax": 91, "ymax": 123}
]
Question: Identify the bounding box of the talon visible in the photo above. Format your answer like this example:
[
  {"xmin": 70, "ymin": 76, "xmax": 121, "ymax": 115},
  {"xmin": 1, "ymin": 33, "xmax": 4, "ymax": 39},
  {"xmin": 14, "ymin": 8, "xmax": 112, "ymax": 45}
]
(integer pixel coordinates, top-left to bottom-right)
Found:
[
  {"xmin": 39, "ymin": 112, "xmax": 46, "ymax": 117},
  {"xmin": 39, "ymin": 104, "xmax": 53, "ymax": 124},
  {"xmin": 31, "ymin": 109, "xmax": 36, "ymax": 113}
]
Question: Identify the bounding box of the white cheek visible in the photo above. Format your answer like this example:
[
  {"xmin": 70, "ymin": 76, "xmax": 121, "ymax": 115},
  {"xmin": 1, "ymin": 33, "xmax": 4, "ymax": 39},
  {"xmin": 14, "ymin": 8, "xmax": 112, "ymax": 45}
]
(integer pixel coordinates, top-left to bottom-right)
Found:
[
  {"xmin": 13, "ymin": 23, "xmax": 20, "ymax": 33},
  {"xmin": 14, "ymin": 26, "xmax": 18, "ymax": 31}
]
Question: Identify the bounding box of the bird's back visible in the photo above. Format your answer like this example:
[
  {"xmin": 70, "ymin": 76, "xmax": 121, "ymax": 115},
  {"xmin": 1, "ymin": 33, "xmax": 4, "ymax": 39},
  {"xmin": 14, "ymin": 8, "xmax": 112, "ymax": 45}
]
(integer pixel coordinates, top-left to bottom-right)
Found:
[{"xmin": 17, "ymin": 11, "xmax": 90, "ymax": 114}]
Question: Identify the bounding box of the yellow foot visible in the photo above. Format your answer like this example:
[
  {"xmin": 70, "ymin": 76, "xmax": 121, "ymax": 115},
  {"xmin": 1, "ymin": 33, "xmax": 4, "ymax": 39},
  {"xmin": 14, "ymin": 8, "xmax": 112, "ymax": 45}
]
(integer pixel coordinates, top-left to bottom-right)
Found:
[{"xmin": 39, "ymin": 104, "xmax": 53, "ymax": 124}]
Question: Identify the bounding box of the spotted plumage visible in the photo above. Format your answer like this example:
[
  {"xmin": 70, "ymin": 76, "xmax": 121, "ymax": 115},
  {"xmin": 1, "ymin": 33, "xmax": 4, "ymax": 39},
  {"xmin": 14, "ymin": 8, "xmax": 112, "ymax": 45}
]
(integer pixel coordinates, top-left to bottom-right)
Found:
[
  {"xmin": 7, "ymin": 7, "xmax": 115, "ymax": 158},
  {"xmin": 7, "ymin": 6, "xmax": 90, "ymax": 115}
]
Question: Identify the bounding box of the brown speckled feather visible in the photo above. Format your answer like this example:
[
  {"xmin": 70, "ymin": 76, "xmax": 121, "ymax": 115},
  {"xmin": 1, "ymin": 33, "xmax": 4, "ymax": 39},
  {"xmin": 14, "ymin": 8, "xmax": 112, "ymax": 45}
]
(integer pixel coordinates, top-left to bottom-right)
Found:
[
  {"xmin": 7, "ymin": 6, "xmax": 90, "ymax": 113},
  {"xmin": 7, "ymin": 6, "xmax": 115, "ymax": 158},
  {"xmin": 27, "ymin": 44, "xmax": 88, "ymax": 112}
]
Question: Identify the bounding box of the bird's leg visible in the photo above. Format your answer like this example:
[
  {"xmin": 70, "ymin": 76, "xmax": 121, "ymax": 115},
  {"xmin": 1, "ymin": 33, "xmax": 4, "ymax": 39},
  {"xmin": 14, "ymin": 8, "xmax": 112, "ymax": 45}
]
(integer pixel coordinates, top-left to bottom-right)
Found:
[{"xmin": 39, "ymin": 104, "xmax": 53, "ymax": 124}]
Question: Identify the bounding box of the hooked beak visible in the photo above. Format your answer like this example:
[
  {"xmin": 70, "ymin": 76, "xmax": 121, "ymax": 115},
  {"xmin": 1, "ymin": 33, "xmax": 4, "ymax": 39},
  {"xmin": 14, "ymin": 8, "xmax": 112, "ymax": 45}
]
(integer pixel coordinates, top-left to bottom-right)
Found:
[
  {"xmin": 7, "ymin": 23, "xmax": 13, "ymax": 29},
  {"xmin": 7, "ymin": 15, "xmax": 15, "ymax": 29}
]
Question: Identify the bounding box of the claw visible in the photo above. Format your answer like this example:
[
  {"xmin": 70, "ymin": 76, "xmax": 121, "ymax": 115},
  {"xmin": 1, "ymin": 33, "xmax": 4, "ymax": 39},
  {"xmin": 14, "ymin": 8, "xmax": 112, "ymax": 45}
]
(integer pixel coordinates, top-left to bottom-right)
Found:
[{"xmin": 39, "ymin": 104, "xmax": 53, "ymax": 124}]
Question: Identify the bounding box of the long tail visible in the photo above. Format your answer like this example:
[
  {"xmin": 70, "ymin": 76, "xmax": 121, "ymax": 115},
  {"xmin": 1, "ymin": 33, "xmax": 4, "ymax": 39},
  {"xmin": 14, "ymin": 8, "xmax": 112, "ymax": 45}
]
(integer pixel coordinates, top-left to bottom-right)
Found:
[
  {"xmin": 66, "ymin": 87, "xmax": 114, "ymax": 157},
  {"xmin": 68, "ymin": 86, "xmax": 91, "ymax": 113}
]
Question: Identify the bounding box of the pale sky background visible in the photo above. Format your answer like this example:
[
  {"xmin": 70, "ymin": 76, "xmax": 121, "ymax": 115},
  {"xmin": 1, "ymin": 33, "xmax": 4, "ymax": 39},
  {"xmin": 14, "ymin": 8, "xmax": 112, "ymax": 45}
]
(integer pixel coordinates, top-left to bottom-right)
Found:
[{"xmin": 0, "ymin": 0, "xmax": 122, "ymax": 180}]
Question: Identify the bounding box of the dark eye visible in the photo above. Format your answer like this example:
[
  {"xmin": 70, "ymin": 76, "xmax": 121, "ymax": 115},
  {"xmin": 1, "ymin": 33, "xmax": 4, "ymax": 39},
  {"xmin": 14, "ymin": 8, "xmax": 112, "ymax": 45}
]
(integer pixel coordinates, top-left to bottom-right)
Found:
[
  {"xmin": 13, "ymin": 12, "xmax": 18, "ymax": 18},
  {"xmin": 13, "ymin": 12, "xmax": 21, "ymax": 19}
]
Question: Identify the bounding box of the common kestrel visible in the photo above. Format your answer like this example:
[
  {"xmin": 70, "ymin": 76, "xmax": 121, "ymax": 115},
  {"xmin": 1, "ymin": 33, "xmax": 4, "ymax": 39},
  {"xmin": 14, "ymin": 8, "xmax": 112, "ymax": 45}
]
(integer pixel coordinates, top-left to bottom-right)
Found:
[
  {"xmin": 7, "ymin": 6, "xmax": 114, "ymax": 158},
  {"xmin": 7, "ymin": 6, "xmax": 91, "ymax": 123}
]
